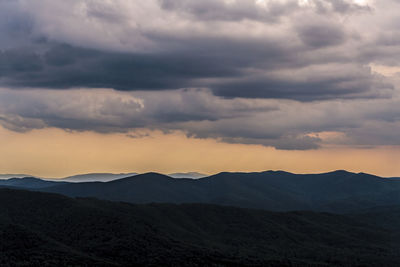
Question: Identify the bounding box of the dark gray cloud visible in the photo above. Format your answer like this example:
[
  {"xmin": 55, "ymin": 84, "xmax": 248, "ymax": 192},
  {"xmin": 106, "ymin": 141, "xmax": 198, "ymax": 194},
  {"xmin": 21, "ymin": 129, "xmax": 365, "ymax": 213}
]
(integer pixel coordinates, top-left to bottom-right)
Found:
[
  {"xmin": 1, "ymin": 0, "xmax": 400, "ymax": 151},
  {"xmin": 0, "ymin": 0, "xmax": 388, "ymax": 102},
  {"xmin": 212, "ymin": 68, "xmax": 393, "ymax": 101},
  {"xmin": 221, "ymin": 134, "xmax": 322, "ymax": 150},
  {"xmin": 0, "ymin": 42, "xmax": 240, "ymax": 90},
  {"xmin": 311, "ymin": 0, "xmax": 371, "ymax": 14},
  {"xmin": 297, "ymin": 22, "xmax": 346, "ymax": 48},
  {"xmin": 158, "ymin": 0, "xmax": 299, "ymax": 22},
  {"xmin": 158, "ymin": 0, "xmax": 369, "ymax": 22},
  {"xmin": 0, "ymin": 38, "xmax": 391, "ymax": 102},
  {"xmin": 0, "ymin": 0, "xmax": 33, "ymax": 49}
]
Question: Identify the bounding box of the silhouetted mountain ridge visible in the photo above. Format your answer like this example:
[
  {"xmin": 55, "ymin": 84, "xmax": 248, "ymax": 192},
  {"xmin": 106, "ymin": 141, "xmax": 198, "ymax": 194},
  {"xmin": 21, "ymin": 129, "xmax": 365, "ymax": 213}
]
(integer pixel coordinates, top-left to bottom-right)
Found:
[{"xmin": 27, "ymin": 170, "xmax": 400, "ymax": 213}]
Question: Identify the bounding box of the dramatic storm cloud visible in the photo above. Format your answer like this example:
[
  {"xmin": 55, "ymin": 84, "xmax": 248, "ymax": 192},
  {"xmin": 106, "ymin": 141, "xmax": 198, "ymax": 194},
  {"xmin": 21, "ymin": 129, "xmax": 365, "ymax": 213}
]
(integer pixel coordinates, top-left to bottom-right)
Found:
[{"xmin": 1, "ymin": 0, "xmax": 400, "ymax": 150}]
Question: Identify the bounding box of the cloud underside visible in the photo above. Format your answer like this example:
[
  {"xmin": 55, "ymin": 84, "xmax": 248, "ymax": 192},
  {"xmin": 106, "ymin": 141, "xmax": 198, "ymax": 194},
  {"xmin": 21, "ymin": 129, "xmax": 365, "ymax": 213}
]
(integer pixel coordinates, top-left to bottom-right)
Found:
[
  {"xmin": 2, "ymin": 87, "xmax": 400, "ymax": 150},
  {"xmin": 1, "ymin": 0, "xmax": 400, "ymax": 150},
  {"xmin": 0, "ymin": 42, "xmax": 392, "ymax": 101}
]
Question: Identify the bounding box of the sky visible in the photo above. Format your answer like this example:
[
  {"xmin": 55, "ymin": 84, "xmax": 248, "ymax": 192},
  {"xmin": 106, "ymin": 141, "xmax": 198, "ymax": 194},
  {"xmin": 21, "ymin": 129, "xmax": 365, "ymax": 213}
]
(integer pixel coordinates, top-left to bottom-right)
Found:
[{"xmin": 1, "ymin": 0, "xmax": 400, "ymax": 178}]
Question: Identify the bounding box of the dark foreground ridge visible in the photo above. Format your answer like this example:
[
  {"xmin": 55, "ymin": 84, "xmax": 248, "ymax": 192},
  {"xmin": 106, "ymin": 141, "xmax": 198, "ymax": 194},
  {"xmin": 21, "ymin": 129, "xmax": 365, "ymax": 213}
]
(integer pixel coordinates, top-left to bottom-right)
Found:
[
  {"xmin": 0, "ymin": 188, "xmax": 400, "ymax": 266},
  {"xmin": 5, "ymin": 170, "xmax": 398, "ymax": 213}
]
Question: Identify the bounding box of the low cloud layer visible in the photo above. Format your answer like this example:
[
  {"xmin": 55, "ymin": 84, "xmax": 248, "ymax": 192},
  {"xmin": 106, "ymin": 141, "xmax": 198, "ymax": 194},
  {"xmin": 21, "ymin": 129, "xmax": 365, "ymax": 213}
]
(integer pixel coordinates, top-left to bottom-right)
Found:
[
  {"xmin": 2, "ymin": 86, "xmax": 400, "ymax": 150},
  {"xmin": 1, "ymin": 0, "xmax": 400, "ymax": 150}
]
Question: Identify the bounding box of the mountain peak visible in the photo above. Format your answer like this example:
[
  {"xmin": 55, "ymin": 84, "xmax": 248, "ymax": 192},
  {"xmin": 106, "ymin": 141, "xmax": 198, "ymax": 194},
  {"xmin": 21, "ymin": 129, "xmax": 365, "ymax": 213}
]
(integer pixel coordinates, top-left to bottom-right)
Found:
[
  {"xmin": 324, "ymin": 170, "xmax": 354, "ymax": 175},
  {"xmin": 109, "ymin": 172, "xmax": 172, "ymax": 183}
]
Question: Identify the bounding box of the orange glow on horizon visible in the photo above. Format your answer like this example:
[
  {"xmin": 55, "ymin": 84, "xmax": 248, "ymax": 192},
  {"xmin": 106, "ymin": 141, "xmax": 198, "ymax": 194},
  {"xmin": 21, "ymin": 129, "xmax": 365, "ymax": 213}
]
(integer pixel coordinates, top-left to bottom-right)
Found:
[{"xmin": 0, "ymin": 126, "xmax": 399, "ymax": 178}]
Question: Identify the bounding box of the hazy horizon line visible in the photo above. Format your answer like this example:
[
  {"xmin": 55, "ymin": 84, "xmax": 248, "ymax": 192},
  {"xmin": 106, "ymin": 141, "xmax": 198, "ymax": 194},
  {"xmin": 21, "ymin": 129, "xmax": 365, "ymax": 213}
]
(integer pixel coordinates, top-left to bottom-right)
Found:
[{"xmin": 1, "ymin": 169, "xmax": 399, "ymax": 180}]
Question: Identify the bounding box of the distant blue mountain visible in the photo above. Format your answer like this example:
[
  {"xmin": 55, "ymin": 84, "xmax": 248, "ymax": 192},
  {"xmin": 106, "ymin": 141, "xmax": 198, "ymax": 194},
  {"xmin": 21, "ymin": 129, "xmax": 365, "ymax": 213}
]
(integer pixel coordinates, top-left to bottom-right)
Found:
[
  {"xmin": 0, "ymin": 177, "xmax": 67, "ymax": 189},
  {"xmin": 0, "ymin": 174, "xmax": 35, "ymax": 179},
  {"xmin": 59, "ymin": 173, "xmax": 138, "ymax": 182},
  {"xmin": 59, "ymin": 172, "xmax": 206, "ymax": 181}
]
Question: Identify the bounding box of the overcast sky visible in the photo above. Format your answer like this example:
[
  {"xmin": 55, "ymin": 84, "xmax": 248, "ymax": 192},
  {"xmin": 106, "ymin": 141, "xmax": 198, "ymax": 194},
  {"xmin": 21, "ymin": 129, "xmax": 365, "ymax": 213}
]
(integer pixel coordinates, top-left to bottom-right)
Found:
[{"xmin": 1, "ymin": 0, "xmax": 400, "ymax": 177}]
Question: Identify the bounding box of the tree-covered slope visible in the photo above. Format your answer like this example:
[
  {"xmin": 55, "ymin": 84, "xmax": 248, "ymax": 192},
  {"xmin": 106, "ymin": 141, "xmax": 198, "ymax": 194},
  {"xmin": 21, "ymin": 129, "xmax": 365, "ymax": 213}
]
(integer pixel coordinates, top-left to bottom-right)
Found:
[{"xmin": 0, "ymin": 188, "xmax": 399, "ymax": 266}]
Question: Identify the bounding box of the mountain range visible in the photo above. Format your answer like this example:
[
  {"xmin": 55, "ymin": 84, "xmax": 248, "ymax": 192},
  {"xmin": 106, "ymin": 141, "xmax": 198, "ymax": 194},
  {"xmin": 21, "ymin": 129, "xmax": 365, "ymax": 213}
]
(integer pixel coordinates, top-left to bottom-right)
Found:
[
  {"xmin": 0, "ymin": 172, "xmax": 208, "ymax": 182},
  {"xmin": 1, "ymin": 170, "xmax": 400, "ymax": 213}
]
